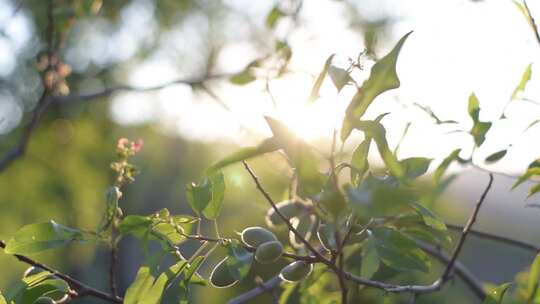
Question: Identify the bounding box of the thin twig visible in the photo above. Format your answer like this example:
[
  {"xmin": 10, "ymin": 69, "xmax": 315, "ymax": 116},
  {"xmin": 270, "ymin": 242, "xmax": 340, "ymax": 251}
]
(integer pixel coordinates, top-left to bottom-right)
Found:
[
  {"xmin": 53, "ymin": 74, "xmax": 230, "ymax": 104},
  {"xmin": 446, "ymin": 223, "xmax": 539, "ymax": 252},
  {"xmin": 416, "ymin": 241, "xmax": 486, "ymax": 300},
  {"xmin": 441, "ymin": 173, "xmax": 493, "ymax": 281},
  {"xmin": 0, "ymin": 240, "xmax": 122, "ymax": 303}
]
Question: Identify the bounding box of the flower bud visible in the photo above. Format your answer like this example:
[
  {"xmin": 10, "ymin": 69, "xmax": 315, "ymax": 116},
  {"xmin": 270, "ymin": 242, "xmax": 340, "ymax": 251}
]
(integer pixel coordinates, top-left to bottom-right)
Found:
[
  {"xmin": 280, "ymin": 261, "xmax": 313, "ymax": 282},
  {"xmin": 265, "ymin": 200, "xmax": 304, "ymax": 227},
  {"xmin": 210, "ymin": 257, "xmax": 238, "ymax": 288},
  {"xmin": 241, "ymin": 227, "xmax": 277, "ymax": 247}
]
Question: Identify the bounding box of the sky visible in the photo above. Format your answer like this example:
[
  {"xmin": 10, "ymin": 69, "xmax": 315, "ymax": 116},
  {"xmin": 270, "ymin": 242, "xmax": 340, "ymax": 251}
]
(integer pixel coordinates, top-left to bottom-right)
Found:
[{"xmin": 0, "ymin": 0, "xmax": 539, "ymax": 176}]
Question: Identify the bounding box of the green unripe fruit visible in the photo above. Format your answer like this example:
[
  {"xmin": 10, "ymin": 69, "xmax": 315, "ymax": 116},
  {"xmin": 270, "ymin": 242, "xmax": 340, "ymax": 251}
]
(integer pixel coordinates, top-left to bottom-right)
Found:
[
  {"xmin": 265, "ymin": 200, "xmax": 304, "ymax": 227},
  {"xmin": 241, "ymin": 227, "xmax": 277, "ymax": 247},
  {"xmin": 210, "ymin": 258, "xmax": 238, "ymax": 288},
  {"xmin": 280, "ymin": 261, "xmax": 313, "ymax": 282},
  {"xmin": 255, "ymin": 241, "xmax": 283, "ymax": 264},
  {"xmin": 34, "ymin": 297, "xmax": 55, "ymax": 304}
]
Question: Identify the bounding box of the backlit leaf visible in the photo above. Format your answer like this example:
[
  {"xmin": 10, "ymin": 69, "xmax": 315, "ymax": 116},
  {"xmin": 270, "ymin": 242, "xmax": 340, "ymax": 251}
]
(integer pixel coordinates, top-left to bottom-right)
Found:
[
  {"xmin": 485, "ymin": 150, "xmax": 508, "ymax": 164},
  {"xmin": 328, "ymin": 66, "xmax": 352, "ymax": 92},
  {"xmin": 527, "ymin": 254, "xmax": 540, "ymax": 301},
  {"xmin": 349, "ymin": 120, "xmax": 404, "ymax": 180},
  {"xmin": 370, "ymin": 227, "xmax": 430, "ymax": 273},
  {"xmin": 512, "ymin": 63, "xmax": 532, "ymax": 100},
  {"xmin": 5, "ymin": 221, "xmax": 86, "ymax": 255},
  {"xmin": 409, "ymin": 202, "xmax": 447, "ymax": 231},
  {"xmin": 434, "ymin": 149, "xmax": 461, "ymax": 183},
  {"xmin": 341, "ymin": 31, "xmax": 412, "ymax": 141},
  {"xmin": 400, "ymin": 157, "xmax": 432, "ymax": 179},
  {"xmin": 266, "ymin": 6, "xmax": 285, "ymax": 29},
  {"xmin": 207, "ymin": 138, "xmax": 279, "ymax": 173},
  {"xmin": 468, "ymin": 93, "xmax": 492, "ymax": 147},
  {"xmin": 308, "ymin": 54, "xmax": 335, "ymax": 102},
  {"xmin": 202, "ymin": 172, "xmax": 226, "ymax": 220},
  {"xmin": 482, "ymin": 283, "xmax": 512, "ymax": 304},
  {"xmin": 224, "ymin": 241, "xmax": 253, "ymax": 281}
]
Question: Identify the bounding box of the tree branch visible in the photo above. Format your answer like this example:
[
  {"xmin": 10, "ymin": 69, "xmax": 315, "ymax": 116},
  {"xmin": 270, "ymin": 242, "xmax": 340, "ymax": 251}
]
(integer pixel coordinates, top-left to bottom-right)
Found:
[
  {"xmin": 441, "ymin": 173, "xmax": 493, "ymax": 281},
  {"xmin": 446, "ymin": 223, "xmax": 539, "ymax": 252},
  {"xmin": 54, "ymin": 74, "xmax": 230, "ymax": 104},
  {"xmin": 0, "ymin": 240, "xmax": 122, "ymax": 303},
  {"xmin": 227, "ymin": 275, "xmax": 282, "ymax": 304}
]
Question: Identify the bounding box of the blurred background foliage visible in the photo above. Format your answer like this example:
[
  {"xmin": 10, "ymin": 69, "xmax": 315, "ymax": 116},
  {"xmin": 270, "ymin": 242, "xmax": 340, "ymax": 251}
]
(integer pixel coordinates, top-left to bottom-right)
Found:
[{"xmin": 1, "ymin": 0, "xmax": 540, "ymax": 303}]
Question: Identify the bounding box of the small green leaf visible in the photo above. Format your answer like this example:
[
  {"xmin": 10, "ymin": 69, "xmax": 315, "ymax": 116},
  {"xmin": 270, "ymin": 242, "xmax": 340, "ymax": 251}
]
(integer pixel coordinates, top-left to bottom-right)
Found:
[
  {"xmin": 482, "ymin": 283, "xmax": 512, "ymax": 304},
  {"xmin": 370, "ymin": 227, "xmax": 430, "ymax": 273},
  {"xmin": 119, "ymin": 215, "xmax": 153, "ymax": 236},
  {"xmin": 528, "ymin": 254, "xmax": 540, "ymax": 301},
  {"xmin": 224, "ymin": 241, "xmax": 253, "ymax": 281},
  {"xmin": 266, "ymin": 6, "xmax": 285, "ymax": 29},
  {"xmin": 350, "ymin": 113, "xmax": 388, "ymax": 185},
  {"xmin": 400, "ymin": 157, "xmax": 432, "ymax": 179},
  {"xmin": 468, "ymin": 93, "xmax": 492, "ymax": 147},
  {"xmin": 485, "ymin": 150, "xmax": 508, "ymax": 164},
  {"xmin": 207, "ymin": 138, "xmax": 279, "ymax": 173},
  {"xmin": 185, "ymin": 179, "xmax": 211, "ymax": 215},
  {"xmin": 308, "ymin": 54, "xmax": 335, "ymax": 102},
  {"xmin": 125, "ymin": 261, "xmax": 190, "ymax": 304},
  {"xmin": 201, "ymin": 172, "xmax": 226, "ymax": 220},
  {"xmin": 361, "ymin": 237, "xmax": 380, "ymax": 279},
  {"xmin": 512, "ymin": 63, "xmax": 532, "ymax": 100},
  {"xmin": 5, "ymin": 221, "xmax": 86, "ymax": 255},
  {"xmin": 328, "ymin": 66, "xmax": 352, "ymax": 92},
  {"xmin": 434, "ymin": 149, "xmax": 461, "ymax": 183},
  {"xmin": 349, "ymin": 120, "xmax": 404, "ymax": 180},
  {"xmin": 0, "ymin": 293, "xmax": 5, "ymax": 304},
  {"xmin": 341, "ymin": 31, "xmax": 412, "ymax": 141},
  {"xmin": 512, "ymin": 160, "xmax": 540, "ymax": 190},
  {"xmin": 21, "ymin": 278, "xmax": 69, "ymax": 304},
  {"xmin": 513, "ymin": 0, "xmax": 536, "ymax": 34},
  {"xmin": 229, "ymin": 60, "xmax": 259, "ymax": 85},
  {"xmin": 409, "ymin": 202, "xmax": 447, "ymax": 231},
  {"xmin": 350, "ymin": 139, "xmax": 371, "ymax": 186}
]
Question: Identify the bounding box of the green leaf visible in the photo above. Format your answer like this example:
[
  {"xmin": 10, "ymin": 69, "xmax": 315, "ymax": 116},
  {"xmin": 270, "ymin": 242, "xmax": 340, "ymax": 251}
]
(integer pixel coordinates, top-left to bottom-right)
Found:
[
  {"xmin": 513, "ymin": 160, "xmax": 540, "ymax": 190},
  {"xmin": 528, "ymin": 254, "xmax": 540, "ymax": 301},
  {"xmin": 485, "ymin": 150, "xmax": 508, "ymax": 164},
  {"xmin": 119, "ymin": 215, "xmax": 153, "ymax": 236},
  {"xmin": 513, "ymin": 0, "xmax": 536, "ymax": 33},
  {"xmin": 361, "ymin": 237, "xmax": 380, "ymax": 279},
  {"xmin": 434, "ymin": 149, "xmax": 461, "ymax": 183},
  {"xmin": 512, "ymin": 63, "xmax": 532, "ymax": 100},
  {"xmin": 21, "ymin": 279, "xmax": 69, "ymax": 304},
  {"xmin": 185, "ymin": 179, "xmax": 211, "ymax": 215},
  {"xmin": 468, "ymin": 93, "xmax": 492, "ymax": 147},
  {"xmin": 528, "ymin": 183, "xmax": 540, "ymax": 198},
  {"xmin": 5, "ymin": 221, "xmax": 86, "ymax": 255},
  {"xmin": 350, "ymin": 139, "xmax": 371, "ymax": 186},
  {"xmin": 350, "ymin": 113, "xmax": 389, "ymax": 185},
  {"xmin": 266, "ymin": 6, "xmax": 286, "ymax": 29},
  {"xmin": 4, "ymin": 271, "xmax": 55, "ymax": 303},
  {"xmin": 207, "ymin": 138, "xmax": 279, "ymax": 173},
  {"xmin": 224, "ymin": 241, "xmax": 253, "ymax": 281},
  {"xmin": 125, "ymin": 261, "xmax": 190, "ymax": 304},
  {"xmin": 97, "ymin": 186, "xmax": 121, "ymax": 234},
  {"xmin": 341, "ymin": 31, "xmax": 412, "ymax": 141},
  {"xmin": 328, "ymin": 66, "xmax": 352, "ymax": 92},
  {"xmin": 409, "ymin": 202, "xmax": 447, "ymax": 231},
  {"xmin": 308, "ymin": 54, "xmax": 335, "ymax": 102},
  {"xmin": 400, "ymin": 157, "xmax": 432, "ymax": 179},
  {"xmin": 370, "ymin": 227, "xmax": 430, "ymax": 273},
  {"xmin": 0, "ymin": 293, "xmax": 5, "ymax": 304},
  {"xmin": 349, "ymin": 120, "xmax": 405, "ymax": 180},
  {"xmin": 482, "ymin": 283, "xmax": 512, "ymax": 304},
  {"xmin": 202, "ymin": 172, "xmax": 226, "ymax": 220},
  {"xmin": 229, "ymin": 60, "xmax": 259, "ymax": 85},
  {"xmin": 265, "ymin": 117, "xmax": 324, "ymax": 196}
]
